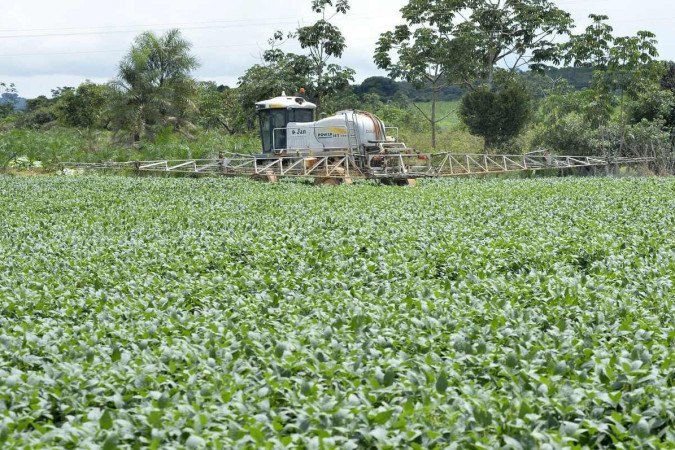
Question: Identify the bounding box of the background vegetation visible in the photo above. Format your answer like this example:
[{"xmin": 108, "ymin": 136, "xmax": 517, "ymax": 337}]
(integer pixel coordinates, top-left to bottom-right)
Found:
[{"xmin": 0, "ymin": 0, "xmax": 674, "ymax": 173}]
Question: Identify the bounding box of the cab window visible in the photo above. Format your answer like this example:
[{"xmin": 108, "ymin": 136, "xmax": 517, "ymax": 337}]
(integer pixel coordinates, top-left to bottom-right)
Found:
[
  {"xmin": 271, "ymin": 110, "xmax": 287, "ymax": 149},
  {"xmin": 259, "ymin": 110, "xmax": 272, "ymax": 152},
  {"xmin": 289, "ymin": 109, "xmax": 313, "ymax": 123}
]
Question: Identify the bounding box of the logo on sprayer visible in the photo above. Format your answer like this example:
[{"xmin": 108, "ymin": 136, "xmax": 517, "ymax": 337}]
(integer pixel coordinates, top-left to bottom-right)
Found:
[{"xmin": 317, "ymin": 127, "xmax": 347, "ymax": 139}]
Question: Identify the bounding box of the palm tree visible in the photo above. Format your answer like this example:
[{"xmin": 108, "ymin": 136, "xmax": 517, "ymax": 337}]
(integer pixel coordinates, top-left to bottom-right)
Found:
[{"xmin": 110, "ymin": 29, "xmax": 199, "ymax": 142}]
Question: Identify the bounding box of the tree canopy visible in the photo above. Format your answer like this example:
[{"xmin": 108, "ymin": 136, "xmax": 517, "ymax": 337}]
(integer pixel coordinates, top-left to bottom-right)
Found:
[
  {"xmin": 268, "ymin": 1, "xmax": 354, "ymax": 113},
  {"xmin": 388, "ymin": 0, "xmax": 574, "ymax": 86},
  {"xmin": 109, "ymin": 29, "xmax": 199, "ymax": 141}
]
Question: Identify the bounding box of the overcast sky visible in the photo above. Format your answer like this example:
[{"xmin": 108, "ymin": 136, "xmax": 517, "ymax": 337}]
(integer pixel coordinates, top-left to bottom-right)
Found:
[{"xmin": 1, "ymin": 0, "xmax": 673, "ymax": 98}]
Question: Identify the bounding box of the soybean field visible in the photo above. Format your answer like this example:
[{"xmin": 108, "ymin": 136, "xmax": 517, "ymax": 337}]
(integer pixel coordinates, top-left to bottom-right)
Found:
[{"xmin": 0, "ymin": 176, "xmax": 673, "ymax": 449}]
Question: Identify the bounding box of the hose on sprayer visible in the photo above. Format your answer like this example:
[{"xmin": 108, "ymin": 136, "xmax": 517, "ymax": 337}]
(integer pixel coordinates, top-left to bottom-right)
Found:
[{"xmin": 357, "ymin": 111, "xmax": 385, "ymax": 142}]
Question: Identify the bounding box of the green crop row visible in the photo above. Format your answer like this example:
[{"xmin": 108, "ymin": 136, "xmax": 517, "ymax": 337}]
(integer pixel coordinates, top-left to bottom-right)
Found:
[{"xmin": 0, "ymin": 176, "xmax": 673, "ymax": 448}]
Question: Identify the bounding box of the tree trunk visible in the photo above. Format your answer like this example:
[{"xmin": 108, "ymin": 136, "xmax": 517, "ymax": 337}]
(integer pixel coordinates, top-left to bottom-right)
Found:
[
  {"xmin": 218, "ymin": 119, "xmax": 236, "ymax": 135},
  {"xmin": 613, "ymin": 88, "xmax": 626, "ymax": 176},
  {"xmin": 431, "ymin": 85, "xmax": 437, "ymax": 149},
  {"xmin": 316, "ymin": 63, "xmax": 323, "ymax": 116},
  {"xmin": 619, "ymin": 88, "xmax": 625, "ymax": 158},
  {"xmin": 486, "ymin": 47, "xmax": 496, "ymax": 89},
  {"xmin": 86, "ymin": 128, "xmax": 95, "ymax": 153}
]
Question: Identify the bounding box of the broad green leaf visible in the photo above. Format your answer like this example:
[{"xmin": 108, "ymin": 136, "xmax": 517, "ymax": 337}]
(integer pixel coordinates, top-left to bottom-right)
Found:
[
  {"xmin": 102, "ymin": 432, "xmax": 118, "ymax": 450},
  {"xmin": 373, "ymin": 409, "xmax": 394, "ymax": 425},
  {"xmin": 99, "ymin": 409, "xmax": 113, "ymax": 430},
  {"xmin": 436, "ymin": 371, "xmax": 448, "ymax": 394}
]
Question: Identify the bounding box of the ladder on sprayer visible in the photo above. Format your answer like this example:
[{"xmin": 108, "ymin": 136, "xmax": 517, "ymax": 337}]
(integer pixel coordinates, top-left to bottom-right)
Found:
[{"xmin": 344, "ymin": 113, "xmax": 361, "ymax": 154}]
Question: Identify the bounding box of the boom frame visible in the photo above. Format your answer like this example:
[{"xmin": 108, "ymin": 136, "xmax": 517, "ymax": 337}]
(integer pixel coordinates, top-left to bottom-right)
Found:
[{"xmin": 62, "ymin": 150, "xmax": 654, "ymax": 182}]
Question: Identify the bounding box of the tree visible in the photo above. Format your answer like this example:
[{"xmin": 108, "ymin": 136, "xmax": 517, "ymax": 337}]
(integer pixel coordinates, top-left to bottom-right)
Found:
[
  {"xmin": 628, "ymin": 83, "xmax": 674, "ymax": 125},
  {"xmin": 55, "ymin": 82, "xmax": 109, "ymax": 151},
  {"xmin": 51, "ymin": 86, "xmax": 75, "ymax": 98},
  {"xmin": 0, "ymin": 83, "xmax": 18, "ymax": 118},
  {"xmin": 356, "ymin": 77, "xmax": 399, "ymax": 99},
  {"xmin": 541, "ymin": 82, "xmax": 614, "ymax": 126},
  {"xmin": 563, "ymin": 15, "xmax": 660, "ymax": 156},
  {"xmin": 56, "ymin": 82, "xmax": 108, "ymax": 129},
  {"xmin": 320, "ymin": 86, "xmax": 360, "ymax": 114},
  {"xmin": 25, "ymin": 96, "xmax": 54, "ymax": 113},
  {"xmin": 661, "ymin": 62, "xmax": 675, "ymax": 92},
  {"xmin": 259, "ymin": 1, "xmax": 354, "ymax": 114},
  {"xmin": 398, "ymin": 0, "xmax": 572, "ymax": 85},
  {"xmin": 375, "ymin": 0, "xmax": 572, "ymax": 149},
  {"xmin": 196, "ymin": 82, "xmax": 247, "ymax": 135},
  {"xmin": 459, "ymin": 74, "xmax": 531, "ymax": 150},
  {"xmin": 660, "ymin": 62, "xmax": 675, "ymax": 150},
  {"xmin": 375, "ymin": 25, "xmax": 456, "ymax": 149},
  {"xmin": 531, "ymin": 83, "xmax": 615, "ymax": 156},
  {"xmin": 627, "ymin": 62, "xmax": 675, "ymax": 163},
  {"xmin": 295, "ymin": 0, "xmax": 354, "ymax": 112},
  {"xmin": 109, "ymin": 29, "xmax": 199, "ymax": 142},
  {"xmin": 15, "ymin": 89, "xmax": 67, "ymax": 129},
  {"xmin": 237, "ymin": 53, "xmax": 311, "ymax": 130}
]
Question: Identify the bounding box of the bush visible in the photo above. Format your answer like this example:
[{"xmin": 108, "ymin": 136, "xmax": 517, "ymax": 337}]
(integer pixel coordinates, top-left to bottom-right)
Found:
[
  {"xmin": 628, "ymin": 86, "xmax": 675, "ymax": 124},
  {"xmin": 531, "ymin": 111, "xmax": 672, "ymax": 171},
  {"xmin": 15, "ymin": 109, "xmax": 57, "ymax": 129},
  {"xmin": 459, "ymin": 78, "xmax": 532, "ymax": 150},
  {"xmin": 531, "ymin": 112, "xmax": 595, "ymax": 155},
  {"xmin": 377, "ymin": 104, "xmax": 428, "ymax": 134},
  {"xmin": 592, "ymin": 120, "xmax": 673, "ymax": 173}
]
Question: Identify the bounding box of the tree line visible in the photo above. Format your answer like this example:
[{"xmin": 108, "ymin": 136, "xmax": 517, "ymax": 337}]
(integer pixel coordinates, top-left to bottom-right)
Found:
[{"xmin": 1, "ymin": 0, "xmax": 674, "ymax": 172}]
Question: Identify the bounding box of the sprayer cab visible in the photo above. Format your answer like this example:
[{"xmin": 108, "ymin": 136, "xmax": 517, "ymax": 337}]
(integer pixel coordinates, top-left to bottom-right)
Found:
[{"xmin": 255, "ymin": 96, "xmax": 317, "ymax": 153}]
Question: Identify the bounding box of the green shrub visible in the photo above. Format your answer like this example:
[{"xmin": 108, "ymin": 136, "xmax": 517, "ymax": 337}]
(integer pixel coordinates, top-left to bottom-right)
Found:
[
  {"xmin": 531, "ymin": 112, "xmax": 596, "ymax": 155},
  {"xmin": 459, "ymin": 79, "xmax": 532, "ymax": 150}
]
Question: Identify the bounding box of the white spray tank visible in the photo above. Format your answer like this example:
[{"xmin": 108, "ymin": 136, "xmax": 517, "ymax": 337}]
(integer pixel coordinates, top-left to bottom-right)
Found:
[{"xmin": 285, "ymin": 110, "xmax": 388, "ymax": 154}]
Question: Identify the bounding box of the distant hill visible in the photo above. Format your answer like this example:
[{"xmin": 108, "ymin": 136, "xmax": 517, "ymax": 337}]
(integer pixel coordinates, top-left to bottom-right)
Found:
[
  {"xmin": 355, "ymin": 77, "xmax": 465, "ymax": 103},
  {"xmin": 356, "ymin": 67, "xmax": 594, "ymax": 103},
  {"xmin": 0, "ymin": 93, "xmax": 27, "ymax": 111},
  {"xmin": 541, "ymin": 67, "xmax": 593, "ymax": 90}
]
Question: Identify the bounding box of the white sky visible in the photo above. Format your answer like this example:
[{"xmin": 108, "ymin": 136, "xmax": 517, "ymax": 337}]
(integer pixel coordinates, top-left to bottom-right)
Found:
[{"xmin": 1, "ymin": 0, "xmax": 673, "ymax": 98}]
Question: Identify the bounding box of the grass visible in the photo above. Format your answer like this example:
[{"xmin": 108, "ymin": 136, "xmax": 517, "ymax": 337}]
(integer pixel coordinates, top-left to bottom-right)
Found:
[
  {"xmin": 399, "ymin": 126, "xmax": 483, "ymax": 153},
  {"xmin": 0, "ymin": 128, "xmax": 260, "ymax": 169},
  {"xmin": 410, "ymin": 101, "xmax": 462, "ymax": 130},
  {"xmin": 0, "ymin": 123, "xmax": 485, "ymax": 167},
  {"xmin": 401, "ymin": 101, "xmax": 485, "ymax": 152}
]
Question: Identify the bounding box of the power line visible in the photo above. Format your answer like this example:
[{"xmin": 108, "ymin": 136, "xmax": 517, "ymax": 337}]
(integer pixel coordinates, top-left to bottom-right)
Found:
[
  {"xmin": 0, "ymin": 43, "xmax": 260, "ymax": 58},
  {"xmin": 0, "ymin": 16, "xmax": 304, "ymax": 33},
  {"xmin": 0, "ymin": 15, "xmax": 379, "ymax": 40},
  {"xmin": 1, "ymin": 8, "xmax": 671, "ymax": 59},
  {"xmin": 1, "ymin": 6, "xmax": 665, "ymax": 41},
  {"xmin": 0, "ymin": 3, "xmax": 598, "ymax": 36},
  {"xmin": 0, "ymin": 21, "xmax": 305, "ymax": 40},
  {"xmin": 0, "ymin": 29, "xmax": 390, "ymax": 59}
]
